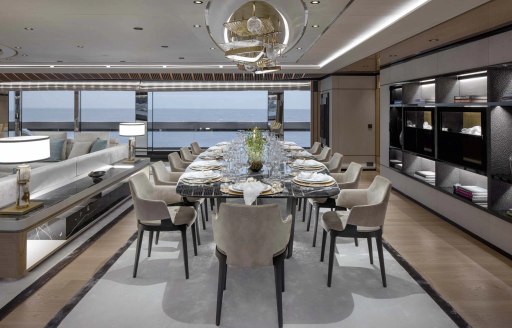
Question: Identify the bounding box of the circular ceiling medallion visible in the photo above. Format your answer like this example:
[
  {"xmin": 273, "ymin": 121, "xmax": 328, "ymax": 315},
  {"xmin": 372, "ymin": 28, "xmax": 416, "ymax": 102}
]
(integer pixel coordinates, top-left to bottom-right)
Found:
[{"xmin": 0, "ymin": 45, "xmax": 17, "ymax": 60}]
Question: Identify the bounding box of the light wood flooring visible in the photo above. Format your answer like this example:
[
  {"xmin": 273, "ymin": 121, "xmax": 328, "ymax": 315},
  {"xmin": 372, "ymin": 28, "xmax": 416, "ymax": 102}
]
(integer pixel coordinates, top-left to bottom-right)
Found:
[{"xmin": 1, "ymin": 171, "xmax": 511, "ymax": 328}]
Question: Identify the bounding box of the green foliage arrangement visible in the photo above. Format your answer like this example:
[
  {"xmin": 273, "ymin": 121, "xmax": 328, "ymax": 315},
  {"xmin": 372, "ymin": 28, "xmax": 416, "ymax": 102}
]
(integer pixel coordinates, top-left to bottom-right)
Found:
[{"xmin": 245, "ymin": 127, "xmax": 265, "ymax": 171}]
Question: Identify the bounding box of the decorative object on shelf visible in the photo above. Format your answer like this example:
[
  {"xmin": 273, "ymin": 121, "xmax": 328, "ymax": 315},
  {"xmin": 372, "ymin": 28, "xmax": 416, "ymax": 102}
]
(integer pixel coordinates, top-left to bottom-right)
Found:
[
  {"xmin": 245, "ymin": 127, "xmax": 265, "ymax": 172},
  {"xmin": 119, "ymin": 122, "xmax": 145, "ymax": 162},
  {"xmin": 221, "ymin": 1, "xmax": 286, "ymax": 74},
  {"xmin": 454, "ymin": 95, "xmax": 487, "ymax": 103},
  {"xmin": 453, "ymin": 184, "xmax": 487, "ymax": 207},
  {"xmin": 0, "ymin": 136, "xmax": 50, "ymax": 214},
  {"xmin": 413, "ymin": 170, "xmax": 435, "ymax": 185},
  {"xmin": 460, "ymin": 125, "xmax": 481, "ymax": 136}
]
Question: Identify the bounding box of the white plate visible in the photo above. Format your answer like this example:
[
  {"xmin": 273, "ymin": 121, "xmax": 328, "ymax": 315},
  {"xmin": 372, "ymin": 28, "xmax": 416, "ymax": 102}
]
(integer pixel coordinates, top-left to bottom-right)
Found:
[
  {"xmin": 295, "ymin": 172, "xmax": 333, "ymax": 183},
  {"xmin": 229, "ymin": 183, "xmax": 271, "ymax": 193}
]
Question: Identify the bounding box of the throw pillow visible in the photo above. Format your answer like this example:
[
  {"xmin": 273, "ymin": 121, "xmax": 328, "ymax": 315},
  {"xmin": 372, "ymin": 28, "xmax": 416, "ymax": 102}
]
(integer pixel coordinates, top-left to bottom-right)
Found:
[
  {"xmin": 68, "ymin": 141, "xmax": 93, "ymax": 159},
  {"xmin": 21, "ymin": 128, "xmax": 32, "ymax": 136},
  {"xmin": 44, "ymin": 139, "xmax": 65, "ymax": 161},
  {"xmin": 89, "ymin": 138, "xmax": 108, "ymax": 153}
]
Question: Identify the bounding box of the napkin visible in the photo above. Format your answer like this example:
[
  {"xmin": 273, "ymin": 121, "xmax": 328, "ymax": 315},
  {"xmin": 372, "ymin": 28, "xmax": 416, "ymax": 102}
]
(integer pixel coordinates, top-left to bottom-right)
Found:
[
  {"xmin": 293, "ymin": 159, "xmax": 324, "ymax": 167},
  {"xmin": 240, "ymin": 179, "xmax": 267, "ymax": 205},
  {"xmin": 297, "ymin": 172, "xmax": 331, "ymax": 182}
]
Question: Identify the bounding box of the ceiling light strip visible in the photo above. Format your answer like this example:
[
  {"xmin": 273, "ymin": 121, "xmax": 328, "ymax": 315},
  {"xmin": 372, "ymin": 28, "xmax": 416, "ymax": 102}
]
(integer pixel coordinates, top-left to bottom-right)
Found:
[{"xmin": 319, "ymin": 0, "xmax": 431, "ymax": 67}]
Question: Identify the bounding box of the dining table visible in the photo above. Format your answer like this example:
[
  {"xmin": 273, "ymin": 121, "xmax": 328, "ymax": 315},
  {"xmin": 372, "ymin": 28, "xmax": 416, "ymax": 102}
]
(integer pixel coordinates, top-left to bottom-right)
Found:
[{"xmin": 176, "ymin": 141, "xmax": 340, "ymax": 258}]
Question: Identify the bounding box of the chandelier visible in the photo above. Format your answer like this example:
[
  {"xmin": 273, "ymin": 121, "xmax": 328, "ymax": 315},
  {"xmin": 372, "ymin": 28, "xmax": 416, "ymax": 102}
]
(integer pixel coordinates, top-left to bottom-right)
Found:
[{"xmin": 220, "ymin": 1, "xmax": 286, "ymax": 74}]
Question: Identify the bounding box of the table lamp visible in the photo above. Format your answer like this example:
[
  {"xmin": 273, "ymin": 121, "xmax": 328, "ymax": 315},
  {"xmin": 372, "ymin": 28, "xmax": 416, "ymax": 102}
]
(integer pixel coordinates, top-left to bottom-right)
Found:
[
  {"xmin": 0, "ymin": 136, "xmax": 50, "ymax": 214},
  {"xmin": 119, "ymin": 122, "xmax": 145, "ymax": 162}
]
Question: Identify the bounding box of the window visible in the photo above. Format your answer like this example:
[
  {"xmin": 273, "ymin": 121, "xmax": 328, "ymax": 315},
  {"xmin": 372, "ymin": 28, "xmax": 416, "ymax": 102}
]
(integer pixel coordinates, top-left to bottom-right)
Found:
[
  {"xmin": 21, "ymin": 91, "xmax": 74, "ymax": 132},
  {"xmin": 151, "ymin": 91, "xmax": 268, "ymax": 148},
  {"xmin": 284, "ymin": 90, "xmax": 311, "ymax": 147}
]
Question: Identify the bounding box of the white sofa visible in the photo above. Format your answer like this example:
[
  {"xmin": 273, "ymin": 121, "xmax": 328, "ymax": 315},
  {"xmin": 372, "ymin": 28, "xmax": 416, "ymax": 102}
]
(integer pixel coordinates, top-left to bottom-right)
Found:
[{"xmin": 0, "ymin": 134, "xmax": 128, "ymax": 208}]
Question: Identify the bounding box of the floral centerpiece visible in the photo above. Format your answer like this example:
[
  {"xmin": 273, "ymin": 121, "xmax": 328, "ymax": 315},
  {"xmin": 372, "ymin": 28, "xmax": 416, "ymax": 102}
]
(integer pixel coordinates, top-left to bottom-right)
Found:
[{"xmin": 245, "ymin": 127, "xmax": 265, "ymax": 172}]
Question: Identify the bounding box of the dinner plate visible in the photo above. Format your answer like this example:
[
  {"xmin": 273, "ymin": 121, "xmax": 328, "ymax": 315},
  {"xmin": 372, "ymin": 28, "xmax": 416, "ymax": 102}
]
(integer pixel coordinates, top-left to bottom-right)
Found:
[
  {"xmin": 228, "ymin": 183, "xmax": 271, "ymax": 193},
  {"xmin": 292, "ymin": 178, "xmax": 336, "ymax": 187},
  {"xmin": 294, "ymin": 172, "xmax": 334, "ymax": 183}
]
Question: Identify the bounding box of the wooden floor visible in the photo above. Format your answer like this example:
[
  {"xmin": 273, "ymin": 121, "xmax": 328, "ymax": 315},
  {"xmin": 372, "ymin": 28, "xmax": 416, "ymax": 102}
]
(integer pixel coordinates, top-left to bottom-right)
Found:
[{"xmin": 1, "ymin": 171, "xmax": 512, "ymax": 328}]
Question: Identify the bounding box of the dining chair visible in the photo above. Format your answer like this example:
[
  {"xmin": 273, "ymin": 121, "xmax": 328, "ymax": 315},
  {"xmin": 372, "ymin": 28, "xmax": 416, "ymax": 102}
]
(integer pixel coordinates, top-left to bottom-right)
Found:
[
  {"xmin": 151, "ymin": 161, "xmax": 208, "ymax": 238},
  {"xmin": 190, "ymin": 141, "xmax": 204, "ymax": 155},
  {"xmin": 325, "ymin": 152, "xmax": 343, "ymax": 173},
  {"xmin": 168, "ymin": 152, "xmax": 189, "ymax": 172},
  {"xmin": 213, "ymin": 203, "xmax": 291, "ymax": 328},
  {"xmin": 308, "ymin": 141, "xmax": 322, "ymax": 155},
  {"xmin": 305, "ymin": 162, "xmax": 363, "ymax": 247},
  {"xmin": 320, "ymin": 175, "xmax": 391, "ymax": 287},
  {"xmin": 180, "ymin": 146, "xmax": 197, "ymax": 162},
  {"xmin": 129, "ymin": 172, "xmax": 198, "ymax": 279},
  {"xmin": 315, "ymin": 146, "xmax": 332, "ymax": 162}
]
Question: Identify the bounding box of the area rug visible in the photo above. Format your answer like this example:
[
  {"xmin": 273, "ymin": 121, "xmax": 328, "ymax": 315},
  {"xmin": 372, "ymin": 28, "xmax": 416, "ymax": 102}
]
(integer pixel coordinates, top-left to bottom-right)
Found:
[{"xmin": 49, "ymin": 204, "xmax": 466, "ymax": 328}]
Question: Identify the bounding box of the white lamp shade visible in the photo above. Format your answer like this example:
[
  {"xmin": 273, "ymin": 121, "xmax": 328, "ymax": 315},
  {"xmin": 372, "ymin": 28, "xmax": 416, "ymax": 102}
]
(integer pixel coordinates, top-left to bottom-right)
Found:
[
  {"xmin": 119, "ymin": 123, "xmax": 145, "ymax": 137},
  {"xmin": 0, "ymin": 136, "xmax": 50, "ymax": 164}
]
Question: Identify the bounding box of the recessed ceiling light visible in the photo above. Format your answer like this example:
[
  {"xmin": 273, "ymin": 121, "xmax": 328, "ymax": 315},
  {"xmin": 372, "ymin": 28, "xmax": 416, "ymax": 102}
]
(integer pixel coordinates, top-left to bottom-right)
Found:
[
  {"xmin": 14, "ymin": 46, "xmax": 22, "ymax": 49},
  {"xmin": 50, "ymin": 65, "xmax": 55, "ymax": 68},
  {"xmin": 161, "ymin": 45, "xmax": 169, "ymax": 48},
  {"xmin": 297, "ymin": 47, "xmax": 302, "ymax": 50},
  {"xmin": 106, "ymin": 65, "xmax": 111, "ymax": 68},
  {"xmin": 162, "ymin": 65, "xmax": 167, "ymax": 68},
  {"xmin": 77, "ymin": 45, "xmax": 84, "ymax": 48},
  {"xmin": 310, "ymin": 1, "xmax": 320, "ymax": 4},
  {"xmin": 21, "ymin": 54, "xmax": 28, "ymax": 57},
  {"xmin": 179, "ymin": 57, "xmax": 185, "ymax": 60},
  {"xmin": 219, "ymin": 65, "xmax": 223, "ymax": 68},
  {"xmin": 24, "ymin": 27, "xmax": 34, "ymax": 31},
  {"xmin": 193, "ymin": 1, "xmax": 203, "ymax": 4},
  {"xmin": 120, "ymin": 61, "xmax": 126, "ymax": 63},
  {"xmin": 57, "ymin": 60, "xmax": 63, "ymax": 63},
  {"xmin": 133, "ymin": 27, "xmax": 143, "ymax": 30},
  {"xmin": 193, "ymin": 24, "xmax": 201, "ymax": 28},
  {"xmin": 312, "ymin": 24, "xmax": 319, "ymax": 28},
  {"xmin": 210, "ymin": 47, "xmax": 215, "ymax": 50},
  {"xmin": 428, "ymin": 38, "xmax": 439, "ymax": 42}
]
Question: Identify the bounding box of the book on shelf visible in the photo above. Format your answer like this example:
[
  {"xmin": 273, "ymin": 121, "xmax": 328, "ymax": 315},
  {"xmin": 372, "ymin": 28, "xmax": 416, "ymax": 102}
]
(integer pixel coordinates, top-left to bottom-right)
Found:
[
  {"xmin": 453, "ymin": 184, "xmax": 487, "ymax": 205},
  {"xmin": 414, "ymin": 170, "xmax": 435, "ymax": 178}
]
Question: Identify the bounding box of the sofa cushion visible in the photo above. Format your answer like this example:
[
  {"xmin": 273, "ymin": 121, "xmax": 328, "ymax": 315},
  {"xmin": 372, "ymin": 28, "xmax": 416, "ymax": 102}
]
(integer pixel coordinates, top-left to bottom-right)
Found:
[
  {"xmin": 68, "ymin": 141, "xmax": 93, "ymax": 159},
  {"xmin": 21, "ymin": 128, "xmax": 32, "ymax": 136},
  {"xmin": 45, "ymin": 139, "xmax": 66, "ymax": 161},
  {"xmin": 31, "ymin": 131, "xmax": 68, "ymax": 159},
  {"xmin": 90, "ymin": 138, "xmax": 108, "ymax": 153}
]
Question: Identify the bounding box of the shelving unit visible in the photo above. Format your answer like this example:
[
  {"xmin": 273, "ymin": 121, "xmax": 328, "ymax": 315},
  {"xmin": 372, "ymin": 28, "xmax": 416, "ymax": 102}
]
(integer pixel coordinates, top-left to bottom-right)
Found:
[{"xmin": 387, "ymin": 67, "xmax": 512, "ymax": 224}]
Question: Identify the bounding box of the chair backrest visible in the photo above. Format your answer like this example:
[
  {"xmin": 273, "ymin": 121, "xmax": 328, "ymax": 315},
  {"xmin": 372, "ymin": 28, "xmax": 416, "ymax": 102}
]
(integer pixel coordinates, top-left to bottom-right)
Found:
[
  {"xmin": 347, "ymin": 175, "xmax": 391, "ymax": 228},
  {"xmin": 180, "ymin": 147, "xmax": 195, "ymax": 162},
  {"xmin": 310, "ymin": 142, "xmax": 321, "ymax": 155},
  {"xmin": 316, "ymin": 146, "xmax": 332, "ymax": 161},
  {"xmin": 151, "ymin": 161, "xmax": 182, "ymax": 185},
  {"xmin": 338, "ymin": 162, "xmax": 363, "ymax": 189},
  {"xmin": 129, "ymin": 173, "xmax": 170, "ymax": 222},
  {"xmin": 190, "ymin": 141, "xmax": 202, "ymax": 155},
  {"xmin": 168, "ymin": 152, "xmax": 187, "ymax": 172},
  {"xmin": 326, "ymin": 153, "xmax": 343, "ymax": 173},
  {"xmin": 213, "ymin": 203, "xmax": 291, "ymax": 268}
]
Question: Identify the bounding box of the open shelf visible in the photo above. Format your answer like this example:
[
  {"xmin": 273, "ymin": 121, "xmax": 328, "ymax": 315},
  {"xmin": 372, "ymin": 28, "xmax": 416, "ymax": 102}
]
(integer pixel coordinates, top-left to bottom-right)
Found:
[{"xmin": 403, "ymin": 107, "xmax": 435, "ymax": 158}]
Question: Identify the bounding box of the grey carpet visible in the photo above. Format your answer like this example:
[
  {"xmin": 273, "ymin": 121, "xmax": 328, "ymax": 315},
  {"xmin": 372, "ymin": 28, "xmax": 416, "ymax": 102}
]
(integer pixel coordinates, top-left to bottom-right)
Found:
[{"xmin": 56, "ymin": 200, "xmax": 459, "ymax": 328}]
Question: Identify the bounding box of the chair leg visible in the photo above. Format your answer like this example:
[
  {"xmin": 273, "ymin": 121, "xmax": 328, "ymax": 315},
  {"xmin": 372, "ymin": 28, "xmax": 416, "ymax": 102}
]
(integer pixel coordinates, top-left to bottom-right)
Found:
[
  {"xmin": 223, "ymin": 262, "xmax": 227, "ymax": 291},
  {"xmin": 196, "ymin": 219, "xmax": 201, "ymax": 246},
  {"xmin": 354, "ymin": 237, "xmax": 359, "ymax": 247},
  {"xmin": 327, "ymin": 233, "xmax": 336, "ymax": 287},
  {"xmin": 297, "ymin": 198, "xmax": 302, "ymax": 208},
  {"xmin": 191, "ymin": 222, "xmax": 198, "ymax": 256},
  {"xmin": 273, "ymin": 260, "xmax": 283, "ymax": 328},
  {"xmin": 210, "ymin": 198, "xmax": 214, "ymax": 212},
  {"xmin": 148, "ymin": 231, "xmax": 153, "ymax": 257},
  {"xmin": 307, "ymin": 203, "xmax": 315, "ymax": 232},
  {"xmin": 155, "ymin": 231, "xmax": 160, "ymax": 245},
  {"xmin": 216, "ymin": 251, "xmax": 226, "ymax": 326},
  {"xmin": 180, "ymin": 228, "xmax": 189, "ymax": 279},
  {"xmin": 320, "ymin": 229, "xmax": 327, "ymax": 262},
  {"xmin": 302, "ymin": 199, "xmax": 307, "ymax": 222},
  {"xmin": 312, "ymin": 204, "xmax": 321, "ymax": 247},
  {"xmin": 203, "ymin": 201, "xmax": 209, "ymax": 223},
  {"xmin": 199, "ymin": 203, "xmax": 206, "ymax": 230},
  {"xmin": 376, "ymin": 234, "xmax": 387, "ymax": 287},
  {"xmin": 367, "ymin": 237, "xmax": 373, "ymax": 264},
  {"xmin": 133, "ymin": 226, "xmax": 144, "ymax": 278}
]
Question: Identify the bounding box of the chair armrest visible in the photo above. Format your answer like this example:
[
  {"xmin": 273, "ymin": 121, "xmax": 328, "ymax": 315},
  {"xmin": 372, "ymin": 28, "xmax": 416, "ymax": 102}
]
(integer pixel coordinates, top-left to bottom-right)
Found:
[
  {"xmin": 336, "ymin": 189, "xmax": 367, "ymax": 208},
  {"xmin": 277, "ymin": 214, "xmax": 293, "ymax": 247},
  {"xmin": 133, "ymin": 198, "xmax": 171, "ymax": 222},
  {"xmin": 346, "ymin": 201, "xmax": 387, "ymax": 227},
  {"xmin": 339, "ymin": 181, "xmax": 358, "ymax": 189}
]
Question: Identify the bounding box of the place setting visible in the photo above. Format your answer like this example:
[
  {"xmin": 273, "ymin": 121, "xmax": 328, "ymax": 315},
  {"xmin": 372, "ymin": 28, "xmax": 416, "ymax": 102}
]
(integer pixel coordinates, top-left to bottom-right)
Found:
[
  {"xmin": 220, "ymin": 177, "xmax": 284, "ymax": 200},
  {"xmin": 179, "ymin": 170, "xmax": 223, "ymax": 185},
  {"xmin": 188, "ymin": 160, "xmax": 224, "ymax": 171},
  {"xmin": 290, "ymin": 159, "xmax": 326, "ymax": 171},
  {"xmin": 292, "ymin": 171, "xmax": 336, "ymax": 187}
]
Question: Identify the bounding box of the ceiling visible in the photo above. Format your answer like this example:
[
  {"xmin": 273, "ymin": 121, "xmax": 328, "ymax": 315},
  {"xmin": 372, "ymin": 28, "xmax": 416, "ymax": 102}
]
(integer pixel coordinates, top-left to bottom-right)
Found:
[{"xmin": 0, "ymin": 0, "xmax": 491, "ymax": 79}]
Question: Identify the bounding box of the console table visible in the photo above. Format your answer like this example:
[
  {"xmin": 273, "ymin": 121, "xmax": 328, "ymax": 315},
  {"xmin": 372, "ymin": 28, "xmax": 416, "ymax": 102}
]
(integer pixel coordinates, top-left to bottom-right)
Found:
[{"xmin": 0, "ymin": 158, "xmax": 149, "ymax": 278}]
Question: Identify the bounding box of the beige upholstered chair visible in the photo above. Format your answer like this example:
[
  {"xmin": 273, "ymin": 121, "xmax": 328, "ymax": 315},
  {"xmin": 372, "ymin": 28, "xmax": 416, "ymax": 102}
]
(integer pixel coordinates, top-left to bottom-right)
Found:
[
  {"xmin": 308, "ymin": 141, "xmax": 322, "ymax": 155},
  {"xmin": 151, "ymin": 161, "xmax": 208, "ymax": 237},
  {"xmin": 190, "ymin": 141, "xmax": 204, "ymax": 155},
  {"xmin": 129, "ymin": 173, "xmax": 197, "ymax": 279},
  {"xmin": 320, "ymin": 175, "xmax": 391, "ymax": 287},
  {"xmin": 180, "ymin": 146, "xmax": 197, "ymax": 162},
  {"xmin": 305, "ymin": 162, "xmax": 363, "ymax": 247},
  {"xmin": 315, "ymin": 146, "xmax": 332, "ymax": 162},
  {"xmin": 168, "ymin": 152, "xmax": 189, "ymax": 172},
  {"xmin": 325, "ymin": 152, "xmax": 343, "ymax": 173},
  {"xmin": 213, "ymin": 203, "xmax": 292, "ymax": 327}
]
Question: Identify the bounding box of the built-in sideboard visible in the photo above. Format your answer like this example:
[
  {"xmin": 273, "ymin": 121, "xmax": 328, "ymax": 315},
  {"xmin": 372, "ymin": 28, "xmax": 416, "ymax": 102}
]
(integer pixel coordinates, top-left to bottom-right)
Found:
[{"xmin": 384, "ymin": 65, "xmax": 512, "ymax": 254}]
